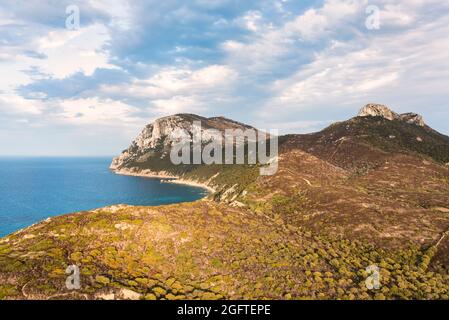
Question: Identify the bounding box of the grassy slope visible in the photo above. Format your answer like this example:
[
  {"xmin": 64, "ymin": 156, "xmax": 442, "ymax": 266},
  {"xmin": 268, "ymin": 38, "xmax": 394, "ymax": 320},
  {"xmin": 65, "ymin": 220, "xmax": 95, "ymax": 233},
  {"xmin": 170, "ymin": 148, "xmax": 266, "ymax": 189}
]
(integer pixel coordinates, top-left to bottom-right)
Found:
[
  {"xmin": 1, "ymin": 202, "xmax": 448, "ymax": 300},
  {"xmin": 289, "ymin": 116, "xmax": 449, "ymax": 170}
]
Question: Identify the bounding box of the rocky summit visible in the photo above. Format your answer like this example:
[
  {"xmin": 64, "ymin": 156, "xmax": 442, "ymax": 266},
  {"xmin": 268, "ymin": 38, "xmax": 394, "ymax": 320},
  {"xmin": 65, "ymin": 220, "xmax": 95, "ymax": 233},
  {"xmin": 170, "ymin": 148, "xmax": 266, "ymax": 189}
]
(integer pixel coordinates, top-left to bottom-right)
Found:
[
  {"xmin": 358, "ymin": 103, "xmax": 426, "ymax": 127},
  {"xmin": 1, "ymin": 104, "xmax": 449, "ymax": 300},
  {"xmin": 110, "ymin": 113, "xmax": 256, "ymax": 172}
]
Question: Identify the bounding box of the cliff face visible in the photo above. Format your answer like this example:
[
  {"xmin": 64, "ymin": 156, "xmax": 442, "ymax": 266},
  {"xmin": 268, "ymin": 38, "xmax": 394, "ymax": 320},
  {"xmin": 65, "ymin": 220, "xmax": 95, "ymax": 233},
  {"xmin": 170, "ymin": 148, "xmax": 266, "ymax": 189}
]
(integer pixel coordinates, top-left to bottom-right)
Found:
[
  {"xmin": 110, "ymin": 114, "xmax": 256, "ymax": 171},
  {"xmin": 358, "ymin": 103, "xmax": 399, "ymax": 121},
  {"xmin": 358, "ymin": 103, "xmax": 426, "ymax": 127}
]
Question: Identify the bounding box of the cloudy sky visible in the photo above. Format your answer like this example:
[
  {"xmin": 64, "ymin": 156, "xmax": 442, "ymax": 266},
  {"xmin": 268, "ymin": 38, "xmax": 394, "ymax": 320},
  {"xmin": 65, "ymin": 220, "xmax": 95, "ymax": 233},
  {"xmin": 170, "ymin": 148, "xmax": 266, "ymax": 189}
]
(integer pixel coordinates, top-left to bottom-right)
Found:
[{"xmin": 1, "ymin": 0, "xmax": 448, "ymax": 156}]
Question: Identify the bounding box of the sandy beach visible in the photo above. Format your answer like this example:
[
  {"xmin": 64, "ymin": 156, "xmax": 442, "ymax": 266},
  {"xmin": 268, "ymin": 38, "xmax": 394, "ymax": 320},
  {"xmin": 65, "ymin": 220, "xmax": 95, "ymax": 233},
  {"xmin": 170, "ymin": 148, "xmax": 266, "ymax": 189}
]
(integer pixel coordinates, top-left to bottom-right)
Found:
[{"xmin": 113, "ymin": 168, "xmax": 216, "ymax": 193}]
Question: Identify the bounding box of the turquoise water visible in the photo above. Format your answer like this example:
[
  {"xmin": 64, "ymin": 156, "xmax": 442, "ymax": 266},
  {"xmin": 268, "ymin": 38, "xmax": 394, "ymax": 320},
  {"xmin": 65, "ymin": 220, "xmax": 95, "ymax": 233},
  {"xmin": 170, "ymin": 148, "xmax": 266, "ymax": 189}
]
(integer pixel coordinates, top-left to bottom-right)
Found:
[{"xmin": 0, "ymin": 157, "xmax": 208, "ymax": 237}]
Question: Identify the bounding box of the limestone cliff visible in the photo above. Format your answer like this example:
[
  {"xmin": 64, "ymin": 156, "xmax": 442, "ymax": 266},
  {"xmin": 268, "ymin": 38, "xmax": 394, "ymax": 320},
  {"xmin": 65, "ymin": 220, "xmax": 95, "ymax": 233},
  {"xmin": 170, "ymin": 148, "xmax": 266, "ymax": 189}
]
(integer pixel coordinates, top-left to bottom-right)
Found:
[
  {"xmin": 110, "ymin": 113, "xmax": 256, "ymax": 171},
  {"xmin": 358, "ymin": 103, "xmax": 426, "ymax": 127}
]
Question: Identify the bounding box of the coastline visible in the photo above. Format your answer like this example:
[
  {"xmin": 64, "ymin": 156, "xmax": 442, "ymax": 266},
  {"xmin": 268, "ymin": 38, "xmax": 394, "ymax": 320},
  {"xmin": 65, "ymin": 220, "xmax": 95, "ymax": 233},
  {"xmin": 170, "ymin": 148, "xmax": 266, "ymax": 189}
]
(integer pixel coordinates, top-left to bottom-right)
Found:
[
  {"xmin": 1, "ymin": 167, "xmax": 214, "ymax": 239},
  {"xmin": 112, "ymin": 168, "xmax": 216, "ymax": 193},
  {"xmin": 1, "ymin": 154, "xmax": 234, "ymax": 238}
]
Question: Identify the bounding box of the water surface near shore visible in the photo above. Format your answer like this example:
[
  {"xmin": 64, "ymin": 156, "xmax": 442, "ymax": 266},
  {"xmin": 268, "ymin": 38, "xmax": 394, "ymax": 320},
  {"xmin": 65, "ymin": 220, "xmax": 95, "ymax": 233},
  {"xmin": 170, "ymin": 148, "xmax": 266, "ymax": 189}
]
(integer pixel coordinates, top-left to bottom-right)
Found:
[{"xmin": 0, "ymin": 157, "xmax": 208, "ymax": 237}]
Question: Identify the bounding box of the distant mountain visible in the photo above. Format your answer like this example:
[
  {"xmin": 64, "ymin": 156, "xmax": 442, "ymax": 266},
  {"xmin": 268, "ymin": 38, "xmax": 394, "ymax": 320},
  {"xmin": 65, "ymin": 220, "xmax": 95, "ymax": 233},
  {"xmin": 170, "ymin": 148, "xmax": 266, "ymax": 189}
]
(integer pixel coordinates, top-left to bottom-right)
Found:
[{"xmin": 1, "ymin": 104, "xmax": 448, "ymax": 300}]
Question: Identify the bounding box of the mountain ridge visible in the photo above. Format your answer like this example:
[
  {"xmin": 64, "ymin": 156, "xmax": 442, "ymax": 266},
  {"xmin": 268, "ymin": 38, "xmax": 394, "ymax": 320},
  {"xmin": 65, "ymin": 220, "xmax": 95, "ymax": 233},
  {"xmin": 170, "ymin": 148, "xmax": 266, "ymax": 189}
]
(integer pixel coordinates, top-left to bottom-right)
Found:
[{"xmin": 112, "ymin": 103, "xmax": 449, "ymax": 180}]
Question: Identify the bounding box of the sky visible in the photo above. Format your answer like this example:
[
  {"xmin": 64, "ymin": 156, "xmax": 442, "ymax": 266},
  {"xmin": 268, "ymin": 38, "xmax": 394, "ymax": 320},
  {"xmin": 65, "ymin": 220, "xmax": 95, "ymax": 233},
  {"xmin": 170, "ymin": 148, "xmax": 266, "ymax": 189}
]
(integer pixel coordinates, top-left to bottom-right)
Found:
[{"xmin": 0, "ymin": 0, "xmax": 448, "ymax": 156}]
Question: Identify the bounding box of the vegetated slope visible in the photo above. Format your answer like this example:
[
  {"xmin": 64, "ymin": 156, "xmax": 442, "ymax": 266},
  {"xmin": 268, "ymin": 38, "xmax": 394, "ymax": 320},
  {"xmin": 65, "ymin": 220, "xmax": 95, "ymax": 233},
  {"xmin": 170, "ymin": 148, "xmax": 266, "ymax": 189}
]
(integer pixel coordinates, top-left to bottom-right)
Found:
[
  {"xmin": 1, "ymin": 202, "xmax": 447, "ymax": 300},
  {"xmin": 287, "ymin": 115, "xmax": 449, "ymax": 170},
  {"xmin": 244, "ymin": 145, "xmax": 449, "ymax": 248},
  {"xmin": 1, "ymin": 104, "xmax": 449, "ymax": 300},
  {"xmin": 245, "ymin": 111, "xmax": 449, "ymax": 264}
]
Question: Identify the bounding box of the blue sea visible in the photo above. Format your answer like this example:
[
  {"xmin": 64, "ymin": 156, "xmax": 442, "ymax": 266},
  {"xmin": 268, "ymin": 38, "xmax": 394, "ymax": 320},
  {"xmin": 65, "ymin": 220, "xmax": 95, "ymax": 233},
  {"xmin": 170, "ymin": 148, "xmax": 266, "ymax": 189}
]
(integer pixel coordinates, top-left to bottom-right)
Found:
[{"xmin": 0, "ymin": 157, "xmax": 208, "ymax": 237}]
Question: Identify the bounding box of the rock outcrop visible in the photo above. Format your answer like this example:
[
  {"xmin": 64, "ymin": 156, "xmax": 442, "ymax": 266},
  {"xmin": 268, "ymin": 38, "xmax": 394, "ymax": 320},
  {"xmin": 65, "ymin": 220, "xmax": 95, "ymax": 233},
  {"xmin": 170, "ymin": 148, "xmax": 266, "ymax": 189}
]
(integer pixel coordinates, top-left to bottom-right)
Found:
[
  {"xmin": 110, "ymin": 114, "xmax": 256, "ymax": 171},
  {"xmin": 399, "ymin": 112, "xmax": 426, "ymax": 127},
  {"xmin": 358, "ymin": 103, "xmax": 399, "ymax": 121},
  {"xmin": 358, "ymin": 103, "xmax": 426, "ymax": 127}
]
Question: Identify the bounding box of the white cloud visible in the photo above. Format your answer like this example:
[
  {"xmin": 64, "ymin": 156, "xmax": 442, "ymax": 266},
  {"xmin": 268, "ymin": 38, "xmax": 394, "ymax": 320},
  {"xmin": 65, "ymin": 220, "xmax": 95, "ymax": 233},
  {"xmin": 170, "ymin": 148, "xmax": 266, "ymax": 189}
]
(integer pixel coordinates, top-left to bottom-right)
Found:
[
  {"xmin": 0, "ymin": 94, "xmax": 43, "ymax": 115},
  {"xmin": 152, "ymin": 95, "xmax": 206, "ymax": 115},
  {"xmin": 58, "ymin": 97, "xmax": 141, "ymax": 126},
  {"xmin": 283, "ymin": 0, "xmax": 363, "ymax": 40},
  {"xmin": 222, "ymin": 0, "xmax": 365, "ymax": 74},
  {"xmin": 35, "ymin": 24, "xmax": 116, "ymax": 78},
  {"xmin": 99, "ymin": 64, "xmax": 239, "ymax": 116},
  {"xmin": 0, "ymin": 22, "xmax": 116, "ymax": 100},
  {"xmin": 258, "ymin": 8, "xmax": 449, "ymax": 121},
  {"xmin": 102, "ymin": 64, "xmax": 237, "ymax": 99},
  {"xmin": 376, "ymin": 0, "xmax": 449, "ymax": 28},
  {"xmin": 88, "ymin": 0, "xmax": 133, "ymax": 30},
  {"xmin": 238, "ymin": 10, "xmax": 264, "ymax": 32}
]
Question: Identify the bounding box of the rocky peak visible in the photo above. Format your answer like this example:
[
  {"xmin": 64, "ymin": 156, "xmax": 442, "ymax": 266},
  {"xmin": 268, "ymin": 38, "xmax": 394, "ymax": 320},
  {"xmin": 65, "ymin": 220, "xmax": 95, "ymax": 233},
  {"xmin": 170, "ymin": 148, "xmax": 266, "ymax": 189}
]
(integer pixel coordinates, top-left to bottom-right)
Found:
[
  {"xmin": 399, "ymin": 113, "xmax": 426, "ymax": 127},
  {"xmin": 110, "ymin": 114, "xmax": 256, "ymax": 170},
  {"xmin": 357, "ymin": 103, "xmax": 425, "ymax": 127},
  {"xmin": 357, "ymin": 104, "xmax": 399, "ymax": 121}
]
